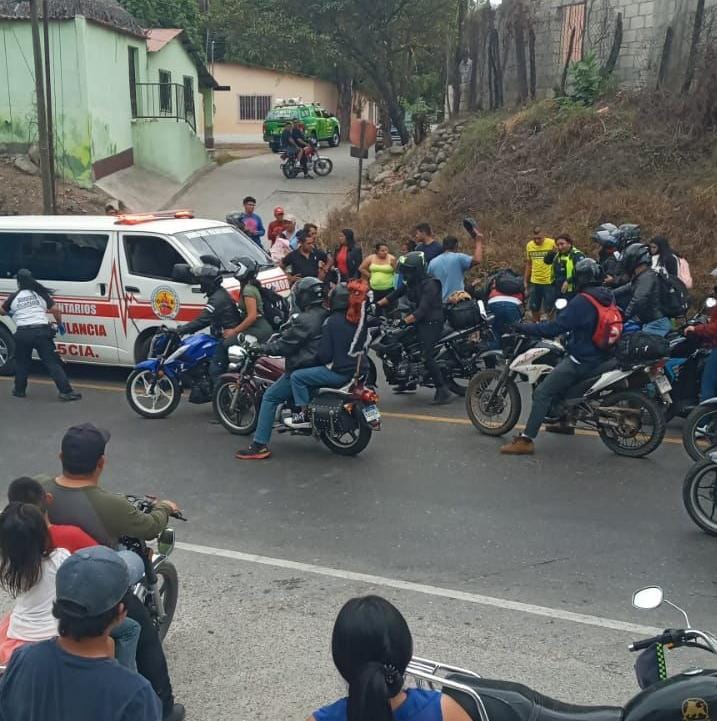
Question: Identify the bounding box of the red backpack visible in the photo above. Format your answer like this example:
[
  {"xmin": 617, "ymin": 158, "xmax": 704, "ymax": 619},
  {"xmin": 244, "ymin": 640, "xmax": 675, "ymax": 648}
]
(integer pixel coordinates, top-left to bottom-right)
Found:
[{"xmin": 580, "ymin": 293, "xmax": 623, "ymax": 350}]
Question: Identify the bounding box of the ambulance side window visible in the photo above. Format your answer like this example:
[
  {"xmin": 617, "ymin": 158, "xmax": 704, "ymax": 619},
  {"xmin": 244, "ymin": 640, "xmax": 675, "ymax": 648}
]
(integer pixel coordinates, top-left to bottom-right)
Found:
[{"xmin": 123, "ymin": 235, "xmax": 185, "ymax": 280}]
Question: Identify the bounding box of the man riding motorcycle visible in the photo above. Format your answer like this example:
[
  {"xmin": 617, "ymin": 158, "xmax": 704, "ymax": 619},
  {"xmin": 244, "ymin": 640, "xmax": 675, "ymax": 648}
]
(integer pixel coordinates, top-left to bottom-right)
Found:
[
  {"xmin": 176, "ymin": 262, "xmax": 242, "ymax": 391},
  {"xmin": 37, "ymin": 423, "xmax": 184, "ymax": 721},
  {"xmin": 235, "ymin": 277, "xmax": 329, "ymax": 460},
  {"xmin": 500, "ymin": 258, "xmax": 617, "ymax": 456}
]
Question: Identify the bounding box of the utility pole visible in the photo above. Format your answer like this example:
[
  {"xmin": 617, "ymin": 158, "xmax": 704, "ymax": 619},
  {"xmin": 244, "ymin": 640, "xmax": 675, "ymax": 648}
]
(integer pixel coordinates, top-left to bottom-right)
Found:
[
  {"xmin": 41, "ymin": 0, "xmax": 56, "ymax": 212},
  {"xmin": 29, "ymin": 0, "xmax": 53, "ymax": 214}
]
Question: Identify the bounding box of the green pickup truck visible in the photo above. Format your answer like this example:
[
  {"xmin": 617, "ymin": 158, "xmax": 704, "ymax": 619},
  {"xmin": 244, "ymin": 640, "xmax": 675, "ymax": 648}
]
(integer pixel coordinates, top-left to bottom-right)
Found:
[{"xmin": 263, "ymin": 102, "xmax": 341, "ymax": 152}]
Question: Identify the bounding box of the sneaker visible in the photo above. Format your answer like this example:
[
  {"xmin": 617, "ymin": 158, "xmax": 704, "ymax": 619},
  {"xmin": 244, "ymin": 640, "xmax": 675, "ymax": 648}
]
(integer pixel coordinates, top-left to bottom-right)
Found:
[
  {"xmin": 392, "ymin": 382, "xmax": 417, "ymax": 394},
  {"xmin": 431, "ymin": 386, "xmax": 454, "ymax": 405},
  {"xmin": 284, "ymin": 410, "xmax": 311, "ymax": 430},
  {"xmin": 235, "ymin": 443, "xmax": 271, "ymax": 460},
  {"xmin": 545, "ymin": 422, "xmax": 575, "ymax": 435},
  {"xmin": 500, "ymin": 435, "xmax": 535, "ymax": 455},
  {"xmin": 58, "ymin": 391, "xmax": 82, "ymax": 402},
  {"xmin": 163, "ymin": 704, "xmax": 186, "ymax": 721},
  {"xmin": 12, "ymin": 389, "xmax": 26, "ymax": 398}
]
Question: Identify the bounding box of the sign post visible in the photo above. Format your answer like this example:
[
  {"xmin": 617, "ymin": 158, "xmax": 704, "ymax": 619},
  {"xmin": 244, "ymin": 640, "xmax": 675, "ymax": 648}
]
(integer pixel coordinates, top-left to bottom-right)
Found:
[{"xmin": 350, "ymin": 119, "xmax": 377, "ymax": 211}]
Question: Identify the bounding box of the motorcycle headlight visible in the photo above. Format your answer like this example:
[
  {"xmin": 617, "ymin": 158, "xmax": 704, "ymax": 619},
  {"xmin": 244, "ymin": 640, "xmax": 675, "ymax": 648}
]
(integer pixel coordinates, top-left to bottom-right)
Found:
[{"xmin": 227, "ymin": 346, "xmax": 248, "ymax": 364}]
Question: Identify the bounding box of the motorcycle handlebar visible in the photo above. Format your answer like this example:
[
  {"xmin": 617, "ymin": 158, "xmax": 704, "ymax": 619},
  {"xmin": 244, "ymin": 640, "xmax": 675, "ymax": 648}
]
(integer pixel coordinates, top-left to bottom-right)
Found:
[{"xmin": 629, "ymin": 629, "xmax": 683, "ymax": 651}]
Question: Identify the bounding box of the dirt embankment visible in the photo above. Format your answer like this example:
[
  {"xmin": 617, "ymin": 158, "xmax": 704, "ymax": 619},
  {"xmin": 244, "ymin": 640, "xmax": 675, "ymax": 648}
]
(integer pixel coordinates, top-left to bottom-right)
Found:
[{"xmin": 325, "ymin": 92, "xmax": 717, "ymax": 297}]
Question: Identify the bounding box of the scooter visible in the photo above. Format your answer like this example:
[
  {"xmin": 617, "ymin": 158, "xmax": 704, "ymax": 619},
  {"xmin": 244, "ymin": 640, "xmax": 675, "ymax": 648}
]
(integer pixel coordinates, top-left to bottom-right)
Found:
[{"xmin": 405, "ymin": 585, "xmax": 717, "ymax": 721}]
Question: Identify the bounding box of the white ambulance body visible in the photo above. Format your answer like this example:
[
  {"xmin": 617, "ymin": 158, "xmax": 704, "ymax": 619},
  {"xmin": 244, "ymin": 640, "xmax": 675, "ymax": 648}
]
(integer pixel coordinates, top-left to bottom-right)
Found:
[{"xmin": 0, "ymin": 213, "xmax": 290, "ymax": 372}]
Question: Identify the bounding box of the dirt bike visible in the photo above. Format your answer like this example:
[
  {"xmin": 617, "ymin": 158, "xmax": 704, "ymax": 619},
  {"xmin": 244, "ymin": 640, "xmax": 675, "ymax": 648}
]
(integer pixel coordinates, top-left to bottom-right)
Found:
[
  {"xmin": 280, "ymin": 139, "xmax": 333, "ymax": 179},
  {"xmin": 405, "ymin": 586, "xmax": 717, "ymax": 721},
  {"xmin": 466, "ymin": 331, "xmax": 666, "ymax": 457}
]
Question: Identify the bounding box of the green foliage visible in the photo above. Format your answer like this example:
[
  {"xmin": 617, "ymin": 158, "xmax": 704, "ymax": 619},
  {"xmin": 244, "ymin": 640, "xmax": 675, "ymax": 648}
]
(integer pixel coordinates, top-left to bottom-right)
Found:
[
  {"xmin": 449, "ymin": 113, "xmax": 504, "ymax": 174},
  {"xmin": 568, "ymin": 52, "xmax": 604, "ymax": 106},
  {"xmin": 119, "ymin": 0, "xmax": 203, "ymax": 53}
]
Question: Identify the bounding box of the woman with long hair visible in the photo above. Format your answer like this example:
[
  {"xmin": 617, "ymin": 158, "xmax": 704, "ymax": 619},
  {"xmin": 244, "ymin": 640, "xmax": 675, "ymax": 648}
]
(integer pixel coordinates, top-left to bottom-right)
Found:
[
  {"xmin": 225, "ymin": 257, "xmax": 274, "ymax": 343},
  {"xmin": 649, "ymin": 236, "xmax": 678, "ymax": 277},
  {"xmin": 334, "ymin": 229, "xmax": 364, "ymax": 282},
  {"xmin": 0, "ymin": 268, "xmax": 80, "ymax": 401},
  {"xmin": 359, "ymin": 242, "xmax": 397, "ymax": 305},
  {"xmin": 307, "ymin": 595, "xmax": 471, "ymax": 721}
]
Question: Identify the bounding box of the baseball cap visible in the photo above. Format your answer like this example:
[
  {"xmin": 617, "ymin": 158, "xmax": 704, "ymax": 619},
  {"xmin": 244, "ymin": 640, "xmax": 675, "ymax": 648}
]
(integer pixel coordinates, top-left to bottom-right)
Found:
[
  {"xmin": 274, "ymin": 206, "xmax": 285, "ymax": 217},
  {"xmin": 56, "ymin": 546, "xmax": 145, "ymax": 618},
  {"xmin": 61, "ymin": 423, "xmax": 110, "ymax": 475}
]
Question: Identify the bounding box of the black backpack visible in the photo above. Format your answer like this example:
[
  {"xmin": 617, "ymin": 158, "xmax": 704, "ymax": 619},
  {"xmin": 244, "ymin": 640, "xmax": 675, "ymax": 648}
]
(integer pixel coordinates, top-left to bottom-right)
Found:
[
  {"xmin": 258, "ymin": 285, "xmax": 290, "ymax": 330},
  {"xmin": 491, "ymin": 269, "xmax": 525, "ymax": 296},
  {"xmin": 658, "ymin": 272, "xmax": 689, "ymax": 318}
]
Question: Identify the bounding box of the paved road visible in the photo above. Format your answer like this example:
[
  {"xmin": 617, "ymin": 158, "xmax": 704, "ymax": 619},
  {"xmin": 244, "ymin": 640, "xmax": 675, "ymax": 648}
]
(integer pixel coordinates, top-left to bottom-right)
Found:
[
  {"xmin": 0, "ymin": 363, "xmax": 713, "ymax": 720},
  {"xmin": 177, "ymin": 145, "xmax": 358, "ymax": 231}
]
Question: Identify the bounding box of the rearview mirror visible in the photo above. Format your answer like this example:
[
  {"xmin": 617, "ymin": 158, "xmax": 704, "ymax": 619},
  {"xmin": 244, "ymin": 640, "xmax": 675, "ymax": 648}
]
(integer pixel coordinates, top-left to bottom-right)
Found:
[
  {"xmin": 632, "ymin": 586, "xmax": 663, "ymax": 610},
  {"xmin": 554, "ymin": 298, "xmax": 568, "ymax": 311},
  {"xmin": 172, "ymin": 263, "xmax": 195, "ymax": 284},
  {"xmin": 157, "ymin": 528, "xmax": 175, "ymax": 556},
  {"xmin": 705, "ymin": 297, "xmax": 717, "ymax": 310}
]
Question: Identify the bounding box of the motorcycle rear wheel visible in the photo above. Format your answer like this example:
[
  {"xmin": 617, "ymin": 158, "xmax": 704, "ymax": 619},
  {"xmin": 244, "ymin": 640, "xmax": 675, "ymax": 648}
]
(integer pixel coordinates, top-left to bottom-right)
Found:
[
  {"xmin": 320, "ymin": 415, "xmax": 372, "ymax": 456},
  {"xmin": 282, "ymin": 162, "xmax": 299, "ymax": 179},
  {"xmin": 447, "ymin": 377, "xmax": 468, "ymax": 397},
  {"xmin": 152, "ymin": 561, "xmax": 179, "ymax": 642},
  {"xmin": 683, "ymin": 403, "xmax": 717, "ymax": 462},
  {"xmin": 465, "ymin": 369, "xmax": 521, "ymax": 436},
  {"xmin": 212, "ymin": 380, "xmax": 258, "ymax": 435},
  {"xmin": 126, "ymin": 370, "xmax": 181, "ymax": 419},
  {"xmin": 597, "ymin": 390, "xmax": 665, "ymax": 458},
  {"xmin": 683, "ymin": 459, "xmax": 717, "ymax": 535},
  {"xmin": 313, "ymin": 157, "xmax": 333, "ymax": 176}
]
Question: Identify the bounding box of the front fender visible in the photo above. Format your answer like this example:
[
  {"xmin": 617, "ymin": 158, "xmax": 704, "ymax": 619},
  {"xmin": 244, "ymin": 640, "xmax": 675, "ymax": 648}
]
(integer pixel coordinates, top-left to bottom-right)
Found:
[
  {"xmin": 699, "ymin": 397, "xmax": 717, "ymax": 407},
  {"xmin": 135, "ymin": 359, "xmax": 160, "ymax": 372}
]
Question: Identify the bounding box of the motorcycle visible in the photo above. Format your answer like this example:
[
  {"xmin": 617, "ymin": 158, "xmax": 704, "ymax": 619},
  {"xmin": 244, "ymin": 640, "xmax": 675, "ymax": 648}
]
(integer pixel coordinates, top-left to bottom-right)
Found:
[
  {"xmin": 682, "ymin": 453, "xmax": 717, "ymax": 535},
  {"xmin": 123, "ymin": 495, "xmax": 186, "ymax": 642},
  {"xmin": 405, "ymin": 585, "xmax": 717, "ymax": 721},
  {"xmin": 214, "ymin": 337, "xmax": 380, "ymax": 456},
  {"xmin": 125, "ymin": 327, "xmax": 217, "ymax": 418},
  {"xmin": 367, "ymin": 299, "xmax": 500, "ymax": 397},
  {"xmin": 280, "ymin": 139, "xmax": 333, "ymax": 179},
  {"xmin": 465, "ymin": 330, "xmax": 666, "ymax": 457}
]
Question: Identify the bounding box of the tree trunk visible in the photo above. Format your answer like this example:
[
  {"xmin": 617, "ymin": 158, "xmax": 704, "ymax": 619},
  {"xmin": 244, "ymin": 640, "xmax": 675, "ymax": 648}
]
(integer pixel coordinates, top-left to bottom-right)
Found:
[
  {"xmin": 602, "ymin": 12, "xmax": 623, "ymax": 77},
  {"xmin": 560, "ymin": 27, "xmax": 576, "ymax": 95},
  {"xmin": 682, "ymin": 0, "xmax": 706, "ymax": 95},
  {"xmin": 379, "ymin": 104, "xmax": 392, "ymax": 147},
  {"xmin": 336, "ymin": 76, "xmax": 353, "ymax": 141},
  {"xmin": 515, "ymin": 18, "xmax": 529, "ymax": 102},
  {"xmin": 657, "ymin": 26, "xmax": 674, "ymax": 90},
  {"xmin": 529, "ymin": 26, "xmax": 537, "ymax": 100},
  {"xmin": 490, "ymin": 27, "xmax": 503, "ymax": 109}
]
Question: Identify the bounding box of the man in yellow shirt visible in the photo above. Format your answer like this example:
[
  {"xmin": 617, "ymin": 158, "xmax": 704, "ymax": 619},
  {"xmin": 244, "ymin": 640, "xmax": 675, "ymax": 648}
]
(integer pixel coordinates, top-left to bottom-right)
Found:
[{"xmin": 524, "ymin": 227, "xmax": 556, "ymax": 322}]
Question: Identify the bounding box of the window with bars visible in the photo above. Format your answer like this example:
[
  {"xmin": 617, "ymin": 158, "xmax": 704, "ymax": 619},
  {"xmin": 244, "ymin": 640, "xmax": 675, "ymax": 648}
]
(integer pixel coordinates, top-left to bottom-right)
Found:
[
  {"xmin": 159, "ymin": 70, "xmax": 172, "ymax": 114},
  {"xmin": 560, "ymin": 2, "xmax": 586, "ymax": 64},
  {"xmin": 238, "ymin": 95, "xmax": 272, "ymax": 121}
]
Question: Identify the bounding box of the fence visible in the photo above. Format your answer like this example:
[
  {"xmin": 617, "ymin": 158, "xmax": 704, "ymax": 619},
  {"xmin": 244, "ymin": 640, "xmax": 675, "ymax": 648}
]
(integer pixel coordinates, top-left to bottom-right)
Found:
[{"xmin": 132, "ymin": 82, "xmax": 196, "ymax": 133}]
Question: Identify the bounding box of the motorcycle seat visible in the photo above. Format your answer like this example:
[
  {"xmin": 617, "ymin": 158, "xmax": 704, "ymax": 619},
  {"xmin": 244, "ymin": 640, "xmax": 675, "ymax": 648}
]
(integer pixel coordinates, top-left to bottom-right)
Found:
[{"xmin": 444, "ymin": 674, "xmax": 623, "ymax": 721}]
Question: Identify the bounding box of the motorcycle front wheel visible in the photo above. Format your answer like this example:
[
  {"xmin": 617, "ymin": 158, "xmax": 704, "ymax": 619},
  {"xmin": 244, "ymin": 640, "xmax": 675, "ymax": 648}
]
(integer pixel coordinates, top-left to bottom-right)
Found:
[
  {"xmin": 126, "ymin": 370, "xmax": 181, "ymax": 419},
  {"xmin": 683, "ymin": 459, "xmax": 717, "ymax": 535},
  {"xmin": 465, "ymin": 369, "xmax": 521, "ymax": 436},
  {"xmin": 597, "ymin": 390, "xmax": 665, "ymax": 458},
  {"xmin": 683, "ymin": 403, "xmax": 717, "ymax": 462},
  {"xmin": 152, "ymin": 561, "xmax": 179, "ymax": 642},
  {"xmin": 212, "ymin": 380, "xmax": 258, "ymax": 435},
  {"xmin": 282, "ymin": 162, "xmax": 299, "ymax": 179},
  {"xmin": 313, "ymin": 157, "xmax": 333, "ymax": 176}
]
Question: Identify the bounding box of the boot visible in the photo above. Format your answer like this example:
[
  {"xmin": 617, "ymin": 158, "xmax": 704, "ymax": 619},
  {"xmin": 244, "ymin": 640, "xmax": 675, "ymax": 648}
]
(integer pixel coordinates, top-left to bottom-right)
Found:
[
  {"xmin": 500, "ymin": 435, "xmax": 535, "ymax": 455},
  {"xmin": 431, "ymin": 386, "xmax": 453, "ymax": 405},
  {"xmin": 545, "ymin": 422, "xmax": 575, "ymax": 435}
]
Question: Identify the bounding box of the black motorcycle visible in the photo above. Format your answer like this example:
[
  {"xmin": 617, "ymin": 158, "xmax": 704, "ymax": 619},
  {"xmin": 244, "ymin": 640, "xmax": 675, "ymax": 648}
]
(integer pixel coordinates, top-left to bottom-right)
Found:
[
  {"xmin": 406, "ymin": 585, "xmax": 717, "ymax": 721},
  {"xmin": 367, "ymin": 299, "xmax": 499, "ymax": 396}
]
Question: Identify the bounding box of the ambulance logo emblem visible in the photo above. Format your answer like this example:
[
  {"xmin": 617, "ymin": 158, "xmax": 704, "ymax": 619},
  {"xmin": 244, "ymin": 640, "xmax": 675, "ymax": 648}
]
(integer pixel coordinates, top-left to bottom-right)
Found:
[{"xmin": 150, "ymin": 287, "xmax": 180, "ymax": 320}]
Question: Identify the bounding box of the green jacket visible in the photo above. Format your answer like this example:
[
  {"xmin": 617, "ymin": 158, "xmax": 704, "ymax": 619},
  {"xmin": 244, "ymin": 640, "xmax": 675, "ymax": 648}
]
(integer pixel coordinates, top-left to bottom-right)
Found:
[{"xmin": 544, "ymin": 247, "xmax": 585, "ymax": 292}]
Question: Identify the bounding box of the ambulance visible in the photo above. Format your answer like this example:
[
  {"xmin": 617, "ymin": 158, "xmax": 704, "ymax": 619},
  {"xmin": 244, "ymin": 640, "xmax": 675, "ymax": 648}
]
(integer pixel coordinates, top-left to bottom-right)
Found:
[{"xmin": 0, "ymin": 211, "xmax": 290, "ymax": 373}]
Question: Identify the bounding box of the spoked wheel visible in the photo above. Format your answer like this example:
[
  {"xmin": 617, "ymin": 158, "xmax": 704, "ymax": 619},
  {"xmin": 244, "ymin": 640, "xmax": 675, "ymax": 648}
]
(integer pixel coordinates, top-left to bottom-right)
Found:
[
  {"xmin": 126, "ymin": 370, "xmax": 181, "ymax": 418},
  {"xmin": 683, "ymin": 404, "xmax": 717, "ymax": 462},
  {"xmin": 152, "ymin": 561, "xmax": 179, "ymax": 642},
  {"xmin": 282, "ymin": 162, "xmax": 298, "ymax": 179},
  {"xmin": 465, "ymin": 369, "xmax": 521, "ymax": 436},
  {"xmin": 212, "ymin": 380, "xmax": 258, "ymax": 435},
  {"xmin": 313, "ymin": 157, "xmax": 333, "ymax": 176},
  {"xmin": 597, "ymin": 391, "xmax": 666, "ymax": 458}
]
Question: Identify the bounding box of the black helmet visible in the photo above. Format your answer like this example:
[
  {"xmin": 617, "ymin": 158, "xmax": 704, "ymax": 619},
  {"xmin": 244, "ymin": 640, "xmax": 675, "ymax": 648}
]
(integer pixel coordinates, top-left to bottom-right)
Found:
[
  {"xmin": 232, "ymin": 256, "xmax": 259, "ymax": 283},
  {"xmin": 615, "ymin": 223, "xmax": 641, "ymax": 251},
  {"xmin": 396, "ymin": 251, "xmax": 427, "ymax": 284},
  {"xmin": 225, "ymin": 212, "xmax": 245, "ymax": 231},
  {"xmin": 574, "ymin": 258, "xmax": 604, "ymax": 290},
  {"xmin": 621, "ymin": 243, "xmax": 652, "ymax": 276},
  {"xmin": 293, "ymin": 277, "xmax": 325, "ymax": 311},
  {"xmin": 191, "ymin": 264, "xmax": 222, "ymax": 294},
  {"xmin": 595, "ymin": 222, "xmax": 618, "ymax": 235},
  {"xmin": 591, "ymin": 229, "xmax": 618, "ymax": 248},
  {"xmin": 329, "ymin": 284, "xmax": 350, "ymax": 312}
]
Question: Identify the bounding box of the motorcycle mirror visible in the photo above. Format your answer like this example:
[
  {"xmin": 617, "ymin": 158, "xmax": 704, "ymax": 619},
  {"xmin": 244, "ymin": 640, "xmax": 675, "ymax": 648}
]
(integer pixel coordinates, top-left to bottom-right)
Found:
[
  {"xmin": 172, "ymin": 263, "xmax": 196, "ymax": 284},
  {"xmin": 632, "ymin": 586, "xmax": 664, "ymax": 610},
  {"xmin": 157, "ymin": 528, "xmax": 175, "ymax": 556},
  {"xmin": 477, "ymin": 299, "xmax": 487, "ymax": 318},
  {"xmin": 705, "ymin": 297, "xmax": 717, "ymax": 309},
  {"xmin": 554, "ymin": 298, "xmax": 568, "ymax": 311}
]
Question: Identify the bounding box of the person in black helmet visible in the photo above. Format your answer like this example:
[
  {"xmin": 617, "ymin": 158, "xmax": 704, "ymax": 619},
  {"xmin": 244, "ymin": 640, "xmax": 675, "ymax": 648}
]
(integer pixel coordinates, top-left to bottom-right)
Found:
[
  {"xmin": 501, "ymin": 258, "xmax": 618, "ymax": 455},
  {"xmin": 176, "ymin": 261, "xmax": 242, "ymax": 388},
  {"xmin": 236, "ymin": 276, "xmax": 329, "ymax": 460},
  {"xmin": 377, "ymin": 251, "xmax": 452, "ymax": 404},
  {"xmin": 614, "ymin": 243, "xmax": 671, "ymax": 336},
  {"xmin": 284, "ymin": 284, "xmax": 368, "ymax": 430}
]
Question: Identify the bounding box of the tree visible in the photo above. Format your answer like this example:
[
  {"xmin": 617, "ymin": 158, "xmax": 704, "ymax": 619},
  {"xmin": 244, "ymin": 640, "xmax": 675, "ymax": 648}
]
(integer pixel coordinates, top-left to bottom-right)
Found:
[{"xmin": 119, "ymin": 0, "xmax": 203, "ymax": 51}]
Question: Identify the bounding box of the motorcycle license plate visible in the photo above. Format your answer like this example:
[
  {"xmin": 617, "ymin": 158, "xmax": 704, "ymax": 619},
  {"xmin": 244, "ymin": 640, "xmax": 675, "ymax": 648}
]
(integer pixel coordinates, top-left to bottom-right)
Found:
[
  {"xmin": 362, "ymin": 404, "xmax": 381, "ymax": 422},
  {"xmin": 654, "ymin": 375, "xmax": 672, "ymax": 393}
]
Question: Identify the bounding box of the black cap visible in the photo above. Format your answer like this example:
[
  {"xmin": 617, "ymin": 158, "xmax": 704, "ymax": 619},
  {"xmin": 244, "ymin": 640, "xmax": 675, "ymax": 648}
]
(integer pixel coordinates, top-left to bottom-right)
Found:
[{"xmin": 61, "ymin": 423, "xmax": 110, "ymax": 475}]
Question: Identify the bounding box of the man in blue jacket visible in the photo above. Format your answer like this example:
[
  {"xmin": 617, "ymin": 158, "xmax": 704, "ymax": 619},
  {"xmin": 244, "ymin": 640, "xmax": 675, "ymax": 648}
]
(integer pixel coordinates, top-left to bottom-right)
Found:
[{"xmin": 500, "ymin": 258, "xmax": 615, "ymax": 455}]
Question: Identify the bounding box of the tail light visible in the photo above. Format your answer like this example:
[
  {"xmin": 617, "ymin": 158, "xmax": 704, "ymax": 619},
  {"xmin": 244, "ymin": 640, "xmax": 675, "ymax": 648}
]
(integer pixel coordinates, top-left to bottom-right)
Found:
[
  {"xmin": 650, "ymin": 360, "xmax": 666, "ymax": 372},
  {"xmin": 357, "ymin": 387, "xmax": 379, "ymax": 403}
]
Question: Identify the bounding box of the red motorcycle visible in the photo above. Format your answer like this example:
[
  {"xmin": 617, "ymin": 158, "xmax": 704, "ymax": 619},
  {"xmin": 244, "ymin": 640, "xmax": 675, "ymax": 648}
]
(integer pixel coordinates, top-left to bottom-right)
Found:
[
  {"xmin": 212, "ymin": 337, "xmax": 380, "ymax": 456},
  {"xmin": 280, "ymin": 139, "xmax": 333, "ymax": 179}
]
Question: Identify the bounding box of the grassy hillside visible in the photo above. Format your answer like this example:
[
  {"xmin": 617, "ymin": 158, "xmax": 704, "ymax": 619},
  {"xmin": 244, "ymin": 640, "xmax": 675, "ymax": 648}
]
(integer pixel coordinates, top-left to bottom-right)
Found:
[{"xmin": 325, "ymin": 93, "xmax": 717, "ymax": 296}]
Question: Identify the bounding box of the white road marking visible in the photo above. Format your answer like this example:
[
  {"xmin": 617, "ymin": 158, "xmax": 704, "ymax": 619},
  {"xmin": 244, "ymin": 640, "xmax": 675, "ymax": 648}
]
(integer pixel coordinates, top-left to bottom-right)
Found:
[{"xmin": 176, "ymin": 541, "xmax": 661, "ymax": 635}]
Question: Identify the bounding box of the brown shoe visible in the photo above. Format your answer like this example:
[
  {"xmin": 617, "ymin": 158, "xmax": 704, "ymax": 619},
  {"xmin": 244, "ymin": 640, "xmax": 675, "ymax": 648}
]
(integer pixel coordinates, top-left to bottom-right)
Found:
[
  {"xmin": 500, "ymin": 435, "xmax": 535, "ymax": 455},
  {"xmin": 545, "ymin": 423, "xmax": 575, "ymax": 435}
]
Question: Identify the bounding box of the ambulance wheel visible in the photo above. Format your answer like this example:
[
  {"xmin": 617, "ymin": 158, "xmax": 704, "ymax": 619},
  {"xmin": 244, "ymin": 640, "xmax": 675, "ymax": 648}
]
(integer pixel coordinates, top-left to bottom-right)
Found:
[{"xmin": 0, "ymin": 325, "xmax": 16, "ymax": 376}]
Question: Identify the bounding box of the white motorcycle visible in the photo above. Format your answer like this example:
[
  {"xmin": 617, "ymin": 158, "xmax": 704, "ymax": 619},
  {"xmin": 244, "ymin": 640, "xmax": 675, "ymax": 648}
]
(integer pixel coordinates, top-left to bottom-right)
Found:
[{"xmin": 466, "ymin": 329, "xmax": 667, "ymax": 458}]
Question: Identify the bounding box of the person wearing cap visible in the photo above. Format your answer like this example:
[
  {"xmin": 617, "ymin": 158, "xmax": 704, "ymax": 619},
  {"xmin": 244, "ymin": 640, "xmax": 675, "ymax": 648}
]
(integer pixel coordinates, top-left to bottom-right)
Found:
[
  {"xmin": 267, "ymin": 206, "xmax": 286, "ymax": 244},
  {"xmin": 37, "ymin": 423, "xmax": 184, "ymax": 721},
  {"xmin": 0, "ymin": 268, "xmax": 81, "ymax": 401},
  {"xmin": 0, "ymin": 546, "xmax": 162, "ymax": 721}
]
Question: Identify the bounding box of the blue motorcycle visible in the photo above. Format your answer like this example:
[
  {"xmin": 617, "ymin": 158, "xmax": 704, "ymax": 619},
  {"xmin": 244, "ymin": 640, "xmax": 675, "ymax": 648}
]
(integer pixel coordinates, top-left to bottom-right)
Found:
[{"xmin": 125, "ymin": 327, "xmax": 218, "ymax": 418}]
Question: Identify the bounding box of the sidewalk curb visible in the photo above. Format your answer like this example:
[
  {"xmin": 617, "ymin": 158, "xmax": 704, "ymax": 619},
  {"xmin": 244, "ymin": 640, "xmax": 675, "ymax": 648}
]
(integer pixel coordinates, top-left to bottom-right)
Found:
[{"xmin": 160, "ymin": 161, "xmax": 218, "ymax": 210}]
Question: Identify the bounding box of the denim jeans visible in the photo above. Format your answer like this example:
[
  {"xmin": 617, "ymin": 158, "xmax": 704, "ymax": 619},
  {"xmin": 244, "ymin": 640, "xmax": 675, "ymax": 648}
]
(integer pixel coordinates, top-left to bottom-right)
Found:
[
  {"xmin": 643, "ymin": 317, "xmax": 672, "ymax": 337},
  {"xmin": 111, "ymin": 616, "xmax": 141, "ymax": 671},
  {"xmin": 290, "ymin": 366, "xmax": 351, "ymax": 406},
  {"xmin": 254, "ymin": 374, "xmax": 293, "ymax": 445},
  {"xmin": 488, "ymin": 301, "xmax": 522, "ymax": 348},
  {"xmin": 528, "ymin": 284, "xmax": 556, "ymax": 313},
  {"xmin": 701, "ymin": 348, "xmax": 717, "ymax": 402},
  {"xmin": 523, "ymin": 356, "xmax": 601, "ymax": 439}
]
